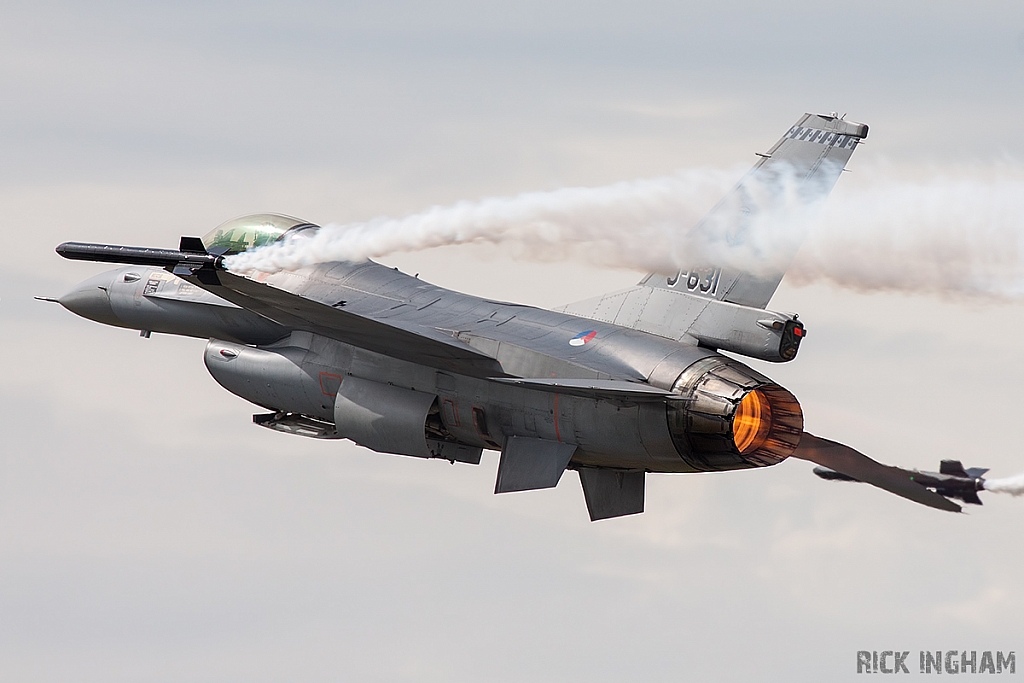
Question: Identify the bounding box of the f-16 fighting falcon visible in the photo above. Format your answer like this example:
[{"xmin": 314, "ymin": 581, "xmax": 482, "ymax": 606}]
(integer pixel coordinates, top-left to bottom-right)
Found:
[{"xmin": 52, "ymin": 112, "xmax": 992, "ymax": 520}]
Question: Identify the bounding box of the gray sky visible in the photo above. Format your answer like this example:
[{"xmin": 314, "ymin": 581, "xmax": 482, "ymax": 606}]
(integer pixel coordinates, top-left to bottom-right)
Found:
[{"xmin": 2, "ymin": 2, "xmax": 1024, "ymax": 681}]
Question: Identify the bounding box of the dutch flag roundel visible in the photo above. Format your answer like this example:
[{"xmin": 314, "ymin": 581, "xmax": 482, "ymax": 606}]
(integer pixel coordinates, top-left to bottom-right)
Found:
[{"xmin": 569, "ymin": 330, "xmax": 597, "ymax": 347}]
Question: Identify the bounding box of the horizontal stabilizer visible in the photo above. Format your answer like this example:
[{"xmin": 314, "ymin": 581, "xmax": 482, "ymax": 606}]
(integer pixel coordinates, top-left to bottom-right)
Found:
[
  {"xmin": 793, "ymin": 433, "xmax": 961, "ymax": 512},
  {"xmin": 578, "ymin": 468, "xmax": 645, "ymax": 521},
  {"xmin": 495, "ymin": 436, "xmax": 577, "ymax": 493}
]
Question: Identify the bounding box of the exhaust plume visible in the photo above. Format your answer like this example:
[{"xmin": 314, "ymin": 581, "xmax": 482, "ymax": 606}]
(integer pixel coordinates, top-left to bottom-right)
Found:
[
  {"xmin": 983, "ymin": 473, "xmax": 1024, "ymax": 496},
  {"xmin": 224, "ymin": 164, "xmax": 1024, "ymax": 299}
]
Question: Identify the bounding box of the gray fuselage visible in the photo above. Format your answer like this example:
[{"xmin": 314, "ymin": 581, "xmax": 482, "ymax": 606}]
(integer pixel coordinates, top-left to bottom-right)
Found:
[{"xmin": 60, "ymin": 257, "xmax": 800, "ymax": 475}]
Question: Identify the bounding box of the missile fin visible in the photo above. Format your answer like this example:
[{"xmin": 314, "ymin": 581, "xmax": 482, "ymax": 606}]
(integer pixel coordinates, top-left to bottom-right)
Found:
[{"xmin": 178, "ymin": 236, "xmax": 208, "ymax": 254}]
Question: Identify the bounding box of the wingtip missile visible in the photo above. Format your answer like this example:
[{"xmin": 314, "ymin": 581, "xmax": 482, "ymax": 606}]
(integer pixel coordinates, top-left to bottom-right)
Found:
[
  {"xmin": 808, "ymin": 450, "xmax": 987, "ymax": 508},
  {"xmin": 908, "ymin": 460, "xmax": 987, "ymax": 505},
  {"xmin": 792, "ymin": 433, "xmax": 964, "ymax": 512},
  {"xmin": 55, "ymin": 239, "xmax": 225, "ymax": 283}
]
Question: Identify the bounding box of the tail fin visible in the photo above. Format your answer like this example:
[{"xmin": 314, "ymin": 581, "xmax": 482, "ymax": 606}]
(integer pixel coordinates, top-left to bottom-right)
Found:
[
  {"xmin": 640, "ymin": 112, "xmax": 868, "ymax": 309},
  {"xmin": 557, "ymin": 113, "xmax": 868, "ymax": 359},
  {"xmin": 939, "ymin": 459, "xmax": 970, "ymax": 478}
]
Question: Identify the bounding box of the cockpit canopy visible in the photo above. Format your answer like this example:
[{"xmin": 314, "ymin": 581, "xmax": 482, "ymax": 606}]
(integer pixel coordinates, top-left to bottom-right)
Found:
[{"xmin": 201, "ymin": 213, "xmax": 319, "ymax": 255}]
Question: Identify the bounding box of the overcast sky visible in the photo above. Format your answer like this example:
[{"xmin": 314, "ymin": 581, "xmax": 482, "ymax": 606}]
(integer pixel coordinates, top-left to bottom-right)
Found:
[{"xmin": 3, "ymin": 2, "xmax": 1024, "ymax": 682}]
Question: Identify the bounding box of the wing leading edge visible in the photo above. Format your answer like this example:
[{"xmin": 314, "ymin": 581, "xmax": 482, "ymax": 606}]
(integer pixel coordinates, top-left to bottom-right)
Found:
[{"xmin": 185, "ymin": 269, "xmax": 507, "ymax": 378}]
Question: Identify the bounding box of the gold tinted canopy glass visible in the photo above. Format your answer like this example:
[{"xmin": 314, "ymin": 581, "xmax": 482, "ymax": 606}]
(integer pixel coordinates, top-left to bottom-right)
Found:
[{"xmin": 201, "ymin": 213, "xmax": 313, "ymax": 254}]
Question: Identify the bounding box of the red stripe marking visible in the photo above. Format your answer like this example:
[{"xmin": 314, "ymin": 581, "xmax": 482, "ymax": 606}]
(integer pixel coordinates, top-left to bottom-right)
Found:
[
  {"xmin": 319, "ymin": 372, "xmax": 343, "ymax": 397},
  {"xmin": 553, "ymin": 393, "xmax": 561, "ymax": 442}
]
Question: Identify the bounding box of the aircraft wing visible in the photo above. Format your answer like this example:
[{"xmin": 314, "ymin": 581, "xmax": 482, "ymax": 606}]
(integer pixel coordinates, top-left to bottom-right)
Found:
[
  {"xmin": 55, "ymin": 240, "xmax": 505, "ymax": 377},
  {"xmin": 792, "ymin": 433, "xmax": 962, "ymax": 513},
  {"xmin": 185, "ymin": 269, "xmax": 506, "ymax": 377}
]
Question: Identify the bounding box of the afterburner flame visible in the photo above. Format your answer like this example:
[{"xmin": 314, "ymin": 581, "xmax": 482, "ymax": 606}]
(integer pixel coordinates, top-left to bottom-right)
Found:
[
  {"xmin": 666, "ymin": 356, "xmax": 803, "ymax": 470},
  {"xmin": 733, "ymin": 389, "xmax": 773, "ymax": 454}
]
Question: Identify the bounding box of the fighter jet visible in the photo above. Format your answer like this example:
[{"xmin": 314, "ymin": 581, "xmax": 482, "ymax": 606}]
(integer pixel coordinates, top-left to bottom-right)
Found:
[{"xmin": 52, "ymin": 112, "xmax": 984, "ymax": 520}]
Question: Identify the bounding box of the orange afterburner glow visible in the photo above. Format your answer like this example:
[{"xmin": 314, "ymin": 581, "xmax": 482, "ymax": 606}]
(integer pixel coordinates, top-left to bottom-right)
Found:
[{"xmin": 733, "ymin": 389, "xmax": 773, "ymax": 454}]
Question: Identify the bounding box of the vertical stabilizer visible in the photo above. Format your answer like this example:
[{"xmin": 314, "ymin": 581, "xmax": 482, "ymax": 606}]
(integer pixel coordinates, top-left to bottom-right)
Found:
[{"xmin": 640, "ymin": 113, "xmax": 868, "ymax": 309}]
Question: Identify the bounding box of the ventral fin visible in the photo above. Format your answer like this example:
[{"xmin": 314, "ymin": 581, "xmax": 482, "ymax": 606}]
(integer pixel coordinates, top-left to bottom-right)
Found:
[{"xmin": 494, "ymin": 436, "xmax": 576, "ymax": 493}]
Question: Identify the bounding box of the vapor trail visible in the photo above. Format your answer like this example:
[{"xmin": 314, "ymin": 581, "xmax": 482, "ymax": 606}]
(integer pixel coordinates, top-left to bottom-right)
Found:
[
  {"xmin": 793, "ymin": 168, "xmax": 1024, "ymax": 298},
  {"xmin": 983, "ymin": 473, "xmax": 1024, "ymax": 496},
  {"xmin": 224, "ymin": 165, "xmax": 1024, "ymax": 299},
  {"xmin": 224, "ymin": 168, "xmax": 748, "ymax": 276}
]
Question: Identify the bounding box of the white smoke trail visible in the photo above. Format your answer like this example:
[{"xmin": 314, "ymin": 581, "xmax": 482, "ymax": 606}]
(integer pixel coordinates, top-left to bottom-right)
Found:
[
  {"xmin": 224, "ymin": 168, "xmax": 753, "ymax": 276},
  {"xmin": 983, "ymin": 473, "xmax": 1024, "ymax": 496},
  {"xmin": 224, "ymin": 164, "xmax": 1024, "ymax": 299},
  {"xmin": 792, "ymin": 167, "xmax": 1024, "ymax": 298}
]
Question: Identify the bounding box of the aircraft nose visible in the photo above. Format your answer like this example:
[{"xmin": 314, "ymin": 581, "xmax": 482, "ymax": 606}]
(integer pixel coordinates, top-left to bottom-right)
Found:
[{"xmin": 58, "ymin": 271, "xmax": 123, "ymax": 326}]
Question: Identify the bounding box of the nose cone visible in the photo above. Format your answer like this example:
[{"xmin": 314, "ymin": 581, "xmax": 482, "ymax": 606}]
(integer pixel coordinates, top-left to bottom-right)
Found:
[{"xmin": 59, "ymin": 271, "xmax": 123, "ymax": 327}]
